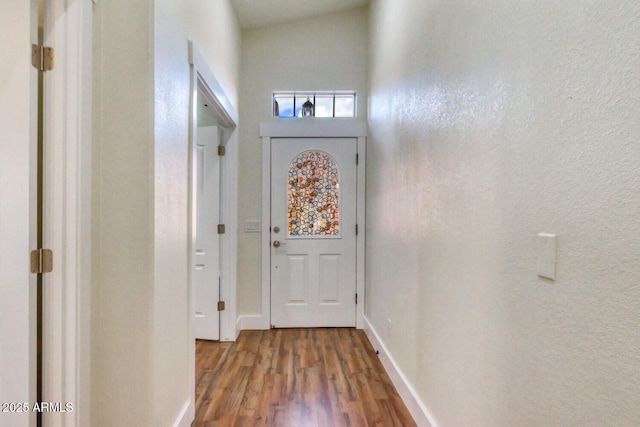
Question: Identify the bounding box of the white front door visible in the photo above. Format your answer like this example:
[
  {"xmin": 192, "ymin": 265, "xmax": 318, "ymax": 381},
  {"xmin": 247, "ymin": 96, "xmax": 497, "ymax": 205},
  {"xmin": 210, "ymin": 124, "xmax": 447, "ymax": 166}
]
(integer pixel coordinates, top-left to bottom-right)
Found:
[
  {"xmin": 0, "ymin": 1, "xmax": 37, "ymax": 425},
  {"xmin": 270, "ymin": 138, "xmax": 357, "ymax": 328},
  {"xmin": 194, "ymin": 126, "xmax": 221, "ymax": 340}
]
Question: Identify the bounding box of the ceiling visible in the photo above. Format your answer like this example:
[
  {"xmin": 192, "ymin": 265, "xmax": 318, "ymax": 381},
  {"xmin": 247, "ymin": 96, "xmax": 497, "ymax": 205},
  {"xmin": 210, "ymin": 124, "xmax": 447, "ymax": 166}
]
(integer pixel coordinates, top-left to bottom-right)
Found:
[{"xmin": 230, "ymin": 0, "xmax": 370, "ymax": 30}]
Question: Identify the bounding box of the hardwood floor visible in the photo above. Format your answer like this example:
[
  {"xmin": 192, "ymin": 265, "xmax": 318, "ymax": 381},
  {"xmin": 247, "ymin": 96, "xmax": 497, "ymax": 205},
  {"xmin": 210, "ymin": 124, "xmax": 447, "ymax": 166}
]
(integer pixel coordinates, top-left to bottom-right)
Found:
[{"xmin": 193, "ymin": 328, "xmax": 416, "ymax": 427}]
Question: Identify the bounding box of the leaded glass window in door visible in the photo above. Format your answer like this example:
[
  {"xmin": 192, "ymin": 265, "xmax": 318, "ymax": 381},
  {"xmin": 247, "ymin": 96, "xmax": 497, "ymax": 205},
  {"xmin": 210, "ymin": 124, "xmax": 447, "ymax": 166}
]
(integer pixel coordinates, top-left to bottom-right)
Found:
[{"xmin": 287, "ymin": 150, "xmax": 340, "ymax": 237}]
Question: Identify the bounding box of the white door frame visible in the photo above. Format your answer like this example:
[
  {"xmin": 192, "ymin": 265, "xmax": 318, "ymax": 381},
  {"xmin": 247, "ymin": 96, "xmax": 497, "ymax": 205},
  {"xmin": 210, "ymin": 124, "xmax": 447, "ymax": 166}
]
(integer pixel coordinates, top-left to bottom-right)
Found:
[
  {"xmin": 41, "ymin": 1, "xmax": 93, "ymax": 426},
  {"xmin": 187, "ymin": 40, "xmax": 239, "ymax": 420},
  {"xmin": 260, "ymin": 121, "xmax": 367, "ymax": 330}
]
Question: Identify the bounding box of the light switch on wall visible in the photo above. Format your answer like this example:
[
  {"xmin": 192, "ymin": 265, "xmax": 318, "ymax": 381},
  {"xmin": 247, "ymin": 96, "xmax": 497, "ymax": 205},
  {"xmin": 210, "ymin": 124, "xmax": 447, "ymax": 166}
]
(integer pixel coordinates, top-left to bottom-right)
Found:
[
  {"xmin": 244, "ymin": 220, "xmax": 261, "ymax": 233},
  {"xmin": 537, "ymin": 233, "xmax": 557, "ymax": 280}
]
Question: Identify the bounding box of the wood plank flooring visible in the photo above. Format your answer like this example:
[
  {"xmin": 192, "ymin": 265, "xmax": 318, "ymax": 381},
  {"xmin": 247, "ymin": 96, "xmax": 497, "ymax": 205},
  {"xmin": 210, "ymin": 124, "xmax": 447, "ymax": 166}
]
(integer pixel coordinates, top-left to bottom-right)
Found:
[{"xmin": 193, "ymin": 328, "xmax": 416, "ymax": 427}]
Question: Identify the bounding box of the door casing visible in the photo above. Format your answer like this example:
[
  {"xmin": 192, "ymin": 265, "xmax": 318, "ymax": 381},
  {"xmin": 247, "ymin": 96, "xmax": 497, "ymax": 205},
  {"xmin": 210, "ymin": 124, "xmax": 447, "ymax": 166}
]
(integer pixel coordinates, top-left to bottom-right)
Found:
[
  {"xmin": 260, "ymin": 121, "xmax": 367, "ymax": 330},
  {"xmin": 41, "ymin": 1, "xmax": 93, "ymax": 425}
]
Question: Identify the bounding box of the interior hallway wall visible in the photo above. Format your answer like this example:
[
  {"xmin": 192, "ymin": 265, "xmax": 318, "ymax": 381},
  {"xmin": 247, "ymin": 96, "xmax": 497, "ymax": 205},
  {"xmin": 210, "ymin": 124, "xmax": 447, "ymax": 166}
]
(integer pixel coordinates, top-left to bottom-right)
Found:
[
  {"xmin": 189, "ymin": 0, "xmax": 241, "ymax": 108},
  {"xmin": 367, "ymin": 0, "xmax": 640, "ymax": 425},
  {"xmin": 91, "ymin": 0, "xmax": 240, "ymax": 425},
  {"xmin": 237, "ymin": 8, "xmax": 369, "ymax": 318}
]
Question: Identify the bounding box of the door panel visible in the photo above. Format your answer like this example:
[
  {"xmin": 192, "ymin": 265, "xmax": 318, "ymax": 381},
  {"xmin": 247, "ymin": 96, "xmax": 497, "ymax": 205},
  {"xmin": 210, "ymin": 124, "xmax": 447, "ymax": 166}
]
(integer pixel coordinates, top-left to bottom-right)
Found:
[
  {"xmin": 271, "ymin": 138, "xmax": 357, "ymax": 328},
  {"xmin": 319, "ymin": 255, "xmax": 340, "ymax": 303},
  {"xmin": 0, "ymin": 1, "xmax": 37, "ymax": 425},
  {"xmin": 286, "ymin": 255, "xmax": 308, "ymax": 303},
  {"xmin": 194, "ymin": 126, "xmax": 220, "ymax": 340}
]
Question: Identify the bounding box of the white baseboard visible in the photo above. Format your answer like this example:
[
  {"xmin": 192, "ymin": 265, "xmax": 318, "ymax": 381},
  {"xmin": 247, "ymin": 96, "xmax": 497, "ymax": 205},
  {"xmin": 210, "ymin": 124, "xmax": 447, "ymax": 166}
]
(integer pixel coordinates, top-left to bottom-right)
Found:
[
  {"xmin": 173, "ymin": 400, "xmax": 193, "ymax": 427},
  {"xmin": 235, "ymin": 315, "xmax": 243, "ymax": 339},
  {"xmin": 236, "ymin": 314, "xmax": 267, "ymax": 331},
  {"xmin": 363, "ymin": 316, "xmax": 438, "ymax": 427}
]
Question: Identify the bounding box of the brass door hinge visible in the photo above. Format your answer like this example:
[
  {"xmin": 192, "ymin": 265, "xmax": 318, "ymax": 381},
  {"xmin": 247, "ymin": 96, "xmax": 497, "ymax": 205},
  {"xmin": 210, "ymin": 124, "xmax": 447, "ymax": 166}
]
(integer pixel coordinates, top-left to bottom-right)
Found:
[
  {"xmin": 218, "ymin": 145, "xmax": 226, "ymax": 156},
  {"xmin": 30, "ymin": 249, "xmax": 53, "ymax": 274},
  {"xmin": 32, "ymin": 45, "xmax": 54, "ymax": 72},
  {"xmin": 217, "ymin": 224, "xmax": 226, "ymax": 234},
  {"xmin": 217, "ymin": 301, "xmax": 225, "ymax": 311}
]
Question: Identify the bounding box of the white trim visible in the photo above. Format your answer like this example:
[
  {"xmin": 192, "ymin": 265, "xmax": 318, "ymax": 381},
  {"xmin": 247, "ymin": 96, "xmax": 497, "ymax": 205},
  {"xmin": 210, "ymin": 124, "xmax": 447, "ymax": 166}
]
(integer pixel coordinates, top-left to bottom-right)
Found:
[
  {"xmin": 236, "ymin": 315, "xmax": 265, "ymax": 331},
  {"xmin": 187, "ymin": 55, "xmax": 198, "ymax": 427},
  {"xmin": 188, "ymin": 43, "xmax": 238, "ymax": 127},
  {"xmin": 363, "ymin": 316, "xmax": 438, "ymax": 427},
  {"xmin": 172, "ymin": 400, "xmax": 194, "ymax": 427},
  {"xmin": 260, "ymin": 121, "xmax": 367, "ymax": 330},
  {"xmin": 355, "ymin": 136, "xmax": 366, "ymax": 329},
  {"xmin": 235, "ymin": 315, "xmax": 242, "ymax": 338},
  {"xmin": 260, "ymin": 120, "xmax": 366, "ymax": 138},
  {"xmin": 42, "ymin": 0, "xmax": 93, "ymax": 426},
  {"xmin": 260, "ymin": 136, "xmax": 272, "ymax": 329}
]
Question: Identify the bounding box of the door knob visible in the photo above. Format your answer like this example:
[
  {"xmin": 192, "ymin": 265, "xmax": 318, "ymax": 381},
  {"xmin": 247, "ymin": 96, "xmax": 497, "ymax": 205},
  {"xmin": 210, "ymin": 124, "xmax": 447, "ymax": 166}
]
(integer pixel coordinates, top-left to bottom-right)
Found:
[{"xmin": 273, "ymin": 240, "xmax": 281, "ymax": 247}]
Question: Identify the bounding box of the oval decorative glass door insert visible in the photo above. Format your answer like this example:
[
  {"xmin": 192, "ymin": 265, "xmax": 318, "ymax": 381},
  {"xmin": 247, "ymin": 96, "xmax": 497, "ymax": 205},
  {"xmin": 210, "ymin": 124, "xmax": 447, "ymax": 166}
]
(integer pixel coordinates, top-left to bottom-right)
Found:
[{"xmin": 287, "ymin": 150, "xmax": 340, "ymax": 237}]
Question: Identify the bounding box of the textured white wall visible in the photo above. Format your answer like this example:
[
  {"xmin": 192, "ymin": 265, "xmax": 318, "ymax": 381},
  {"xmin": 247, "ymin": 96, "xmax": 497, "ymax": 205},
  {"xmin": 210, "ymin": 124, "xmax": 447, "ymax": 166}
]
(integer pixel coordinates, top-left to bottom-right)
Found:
[
  {"xmin": 189, "ymin": 0, "xmax": 241, "ymax": 108},
  {"xmin": 91, "ymin": 1, "xmax": 153, "ymax": 424},
  {"xmin": 152, "ymin": 0, "xmax": 191, "ymax": 424},
  {"xmin": 92, "ymin": 0, "xmax": 240, "ymax": 425},
  {"xmin": 367, "ymin": 0, "xmax": 640, "ymax": 426},
  {"xmin": 237, "ymin": 8, "xmax": 369, "ymax": 317}
]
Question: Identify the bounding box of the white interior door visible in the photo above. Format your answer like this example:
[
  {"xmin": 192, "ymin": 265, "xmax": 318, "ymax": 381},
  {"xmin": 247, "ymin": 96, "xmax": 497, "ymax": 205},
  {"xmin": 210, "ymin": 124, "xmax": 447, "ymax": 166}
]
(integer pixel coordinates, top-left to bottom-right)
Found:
[
  {"xmin": 194, "ymin": 126, "xmax": 221, "ymax": 340},
  {"xmin": 271, "ymin": 138, "xmax": 357, "ymax": 328},
  {"xmin": 0, "ymin": 1, "xmax": 37, "ymax": 425}
]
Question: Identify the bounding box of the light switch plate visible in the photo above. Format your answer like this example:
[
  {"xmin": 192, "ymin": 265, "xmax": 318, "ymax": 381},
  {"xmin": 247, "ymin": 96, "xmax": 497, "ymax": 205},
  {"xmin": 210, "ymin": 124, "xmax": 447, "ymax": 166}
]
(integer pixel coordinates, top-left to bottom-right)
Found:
[
  {"xmin": 244, "ymin": 220, "xmax": 261, "ymax": 233},
  {"xmin": 537, "ymin": 233, "xmax": 557, "ymax": 280}
]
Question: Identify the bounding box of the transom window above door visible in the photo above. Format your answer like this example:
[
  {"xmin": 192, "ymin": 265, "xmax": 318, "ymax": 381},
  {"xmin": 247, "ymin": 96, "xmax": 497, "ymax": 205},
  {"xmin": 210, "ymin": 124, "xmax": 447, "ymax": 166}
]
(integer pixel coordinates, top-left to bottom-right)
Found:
[{"xmin": 273, "ymin": 91, "xmax": 356, "ymax": 118}]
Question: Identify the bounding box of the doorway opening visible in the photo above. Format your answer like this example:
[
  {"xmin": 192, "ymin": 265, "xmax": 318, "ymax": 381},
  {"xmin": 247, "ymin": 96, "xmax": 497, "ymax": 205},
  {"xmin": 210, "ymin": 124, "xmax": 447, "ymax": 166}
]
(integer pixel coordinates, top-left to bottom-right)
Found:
[
  {"xmin": 260, "ymin": 122, "xmax": 367, "ymax": 330},
  {"xmin": 188, "ymin": 40, "xmax": 239, "ymax": 421},
  {"xmin": 270, "ymin": 138, "xmax": 357, "ymax": 328}
]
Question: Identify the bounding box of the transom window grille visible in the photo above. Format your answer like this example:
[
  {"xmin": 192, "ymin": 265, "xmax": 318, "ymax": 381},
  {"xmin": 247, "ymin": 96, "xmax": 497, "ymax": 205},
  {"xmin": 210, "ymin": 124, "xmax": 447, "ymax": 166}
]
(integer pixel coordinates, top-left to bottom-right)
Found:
[
  {"xmin": 273, "ymin": 91, "xmax": 356, "ymax": 118},
  {"xmin": 287, "ymin": 150, "xmax": 340, "ymax": 237}
]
